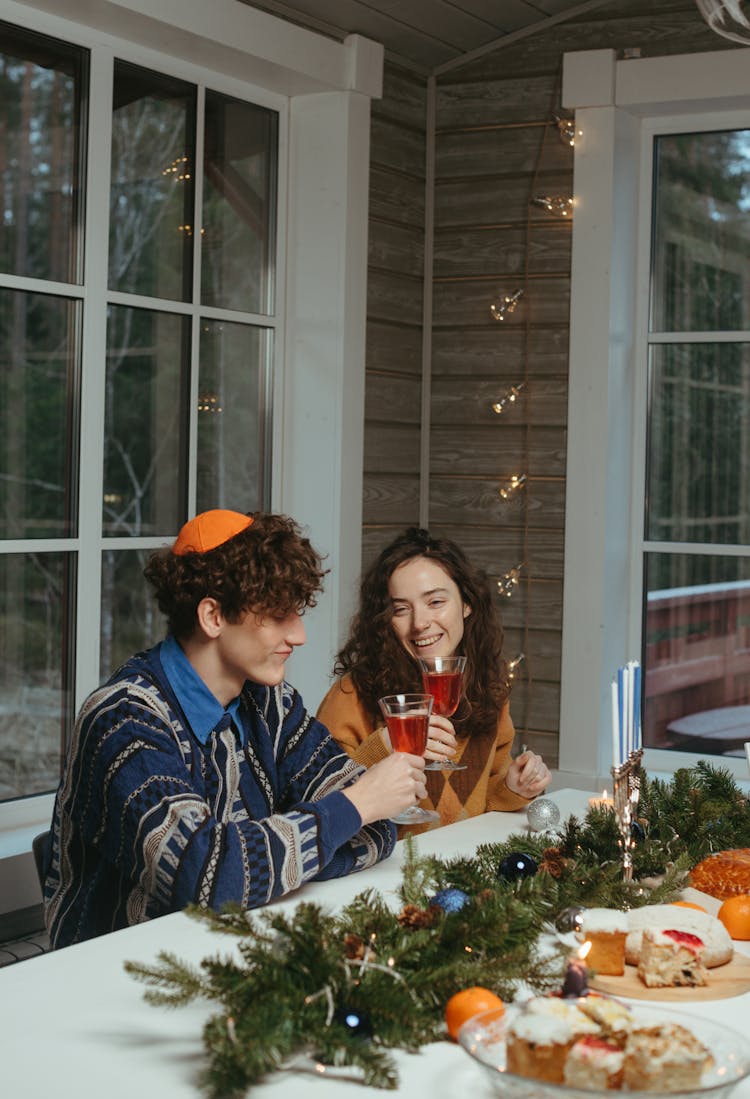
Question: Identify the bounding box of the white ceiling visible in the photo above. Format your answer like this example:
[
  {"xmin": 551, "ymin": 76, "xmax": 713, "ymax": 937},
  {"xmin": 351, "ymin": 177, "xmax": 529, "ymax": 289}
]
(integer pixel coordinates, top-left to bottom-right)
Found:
[{"xmin": 239, "ymin": 0, "xmax": 610, "ymax": 73}]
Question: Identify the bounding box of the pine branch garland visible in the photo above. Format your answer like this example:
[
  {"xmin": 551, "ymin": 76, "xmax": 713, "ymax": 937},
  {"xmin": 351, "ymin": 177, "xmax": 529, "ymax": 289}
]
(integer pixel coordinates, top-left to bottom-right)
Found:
[{"xmin": 125, "ymin": 763, "xmax": 750, "ymax": 1097}]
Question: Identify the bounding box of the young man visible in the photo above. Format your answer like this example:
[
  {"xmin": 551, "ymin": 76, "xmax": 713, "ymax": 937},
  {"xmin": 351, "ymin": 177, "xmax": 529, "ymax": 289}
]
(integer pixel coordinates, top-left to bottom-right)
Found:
[{"xmin": 44, "ymin": 510, "xmax": 426, "ymax": 948}]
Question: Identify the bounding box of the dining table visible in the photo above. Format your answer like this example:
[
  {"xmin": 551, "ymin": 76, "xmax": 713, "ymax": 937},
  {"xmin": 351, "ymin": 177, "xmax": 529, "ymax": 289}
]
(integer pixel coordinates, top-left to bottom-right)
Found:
[{"xmin": 1, "ymin": 787, "xmax": 749, "ymax": 1099}]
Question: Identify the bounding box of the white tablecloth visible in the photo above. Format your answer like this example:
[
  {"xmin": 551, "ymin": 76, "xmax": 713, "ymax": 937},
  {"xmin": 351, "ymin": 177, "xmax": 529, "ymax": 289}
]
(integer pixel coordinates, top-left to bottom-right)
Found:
[{"xmin": 1, "ymin": 789, "xmax": 748, "ymax": 1099}]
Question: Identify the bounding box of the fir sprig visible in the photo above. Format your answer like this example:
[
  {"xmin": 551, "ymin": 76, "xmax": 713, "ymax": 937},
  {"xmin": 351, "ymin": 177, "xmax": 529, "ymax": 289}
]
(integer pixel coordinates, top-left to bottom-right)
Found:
[{"xmin": 125, "ymin": 763, "xmax": 750, "ymax": 1097}]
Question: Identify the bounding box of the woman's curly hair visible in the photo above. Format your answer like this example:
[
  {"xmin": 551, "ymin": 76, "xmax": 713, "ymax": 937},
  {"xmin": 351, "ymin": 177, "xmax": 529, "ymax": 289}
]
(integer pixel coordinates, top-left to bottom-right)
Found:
[
  {"xmin": 144, "ymin": 512, "xmax": 327, "ymax": 639},
  {"xmin": 334, "ymin": 527, "xmax": 509, "ymax": 737}
]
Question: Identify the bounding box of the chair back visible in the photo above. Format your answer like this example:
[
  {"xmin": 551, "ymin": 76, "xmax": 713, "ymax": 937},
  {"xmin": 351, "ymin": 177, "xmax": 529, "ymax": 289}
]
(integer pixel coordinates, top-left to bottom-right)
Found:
[{"xmin": 32, "ymin": 830, "xmax": 51, "ymax": 894}]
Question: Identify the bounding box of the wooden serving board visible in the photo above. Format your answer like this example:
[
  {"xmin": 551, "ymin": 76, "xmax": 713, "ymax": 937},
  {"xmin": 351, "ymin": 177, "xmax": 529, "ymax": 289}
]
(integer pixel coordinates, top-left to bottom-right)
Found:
[{"xmin": 590, "ymin": 952, "xmax": 750, "ymax": 1002}]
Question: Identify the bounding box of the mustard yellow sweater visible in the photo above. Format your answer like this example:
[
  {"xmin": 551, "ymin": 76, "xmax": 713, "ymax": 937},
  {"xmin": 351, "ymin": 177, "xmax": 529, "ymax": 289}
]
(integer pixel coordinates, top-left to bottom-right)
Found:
[{"xmin": 317, "ymin": 675, "xmax": 530, "ymax": 833}]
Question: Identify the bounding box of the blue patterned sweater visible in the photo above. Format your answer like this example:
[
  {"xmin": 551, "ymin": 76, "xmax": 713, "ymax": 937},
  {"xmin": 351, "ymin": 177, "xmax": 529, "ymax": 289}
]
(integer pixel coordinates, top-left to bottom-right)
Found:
[{"xmin": 44, "ymin": 643, "xmax": 396, "ymax": 947}]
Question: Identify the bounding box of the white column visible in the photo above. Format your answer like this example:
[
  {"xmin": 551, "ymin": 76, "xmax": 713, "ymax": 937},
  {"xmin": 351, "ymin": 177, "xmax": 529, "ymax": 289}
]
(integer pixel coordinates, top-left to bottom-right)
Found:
[
  {"xmin": 558, "ymin": 51, "xmax": 640, "ymax": 786},
  {"xmin": 279, "ymin": 86, "xmax": 374, "ymax": 710}
]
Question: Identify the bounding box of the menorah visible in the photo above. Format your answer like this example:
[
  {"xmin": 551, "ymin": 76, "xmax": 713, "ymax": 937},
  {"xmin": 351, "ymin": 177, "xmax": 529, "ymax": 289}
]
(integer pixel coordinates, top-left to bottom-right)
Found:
[{"xmin": 611, "ymin": 748, "xmax": 643, "ymax": 882}]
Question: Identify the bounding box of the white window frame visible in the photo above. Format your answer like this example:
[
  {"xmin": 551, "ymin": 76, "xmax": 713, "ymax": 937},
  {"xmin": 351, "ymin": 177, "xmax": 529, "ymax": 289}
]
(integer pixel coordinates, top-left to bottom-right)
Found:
[
  {"xmin": 558, "ymin": 45, "xmax": 750, "ymax": 793},
  {"xmin": 0, "ymin": 0, "xmax": 382, "ymax": 914}
]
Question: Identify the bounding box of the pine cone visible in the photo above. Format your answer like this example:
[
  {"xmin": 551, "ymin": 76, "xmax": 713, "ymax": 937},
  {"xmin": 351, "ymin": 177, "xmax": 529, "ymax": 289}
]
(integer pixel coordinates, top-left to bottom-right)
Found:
[
  {"xmin": 343, "ymin": 933, "xmax": 366, "ymax": 960},
  {"xmin": 539, "ymin": 846, "xmax": 570, "ymax": 879},
  {"xmin": 397, "ymin": 904, "xmax": 438, "ymax": 929}
]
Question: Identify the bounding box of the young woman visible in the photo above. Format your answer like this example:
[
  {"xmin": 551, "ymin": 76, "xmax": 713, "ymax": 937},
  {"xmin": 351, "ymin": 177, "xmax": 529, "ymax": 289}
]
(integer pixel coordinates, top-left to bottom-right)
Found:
[{"xmin": 317, "ymin": 527, "xmax": 551, "ymax": 829}]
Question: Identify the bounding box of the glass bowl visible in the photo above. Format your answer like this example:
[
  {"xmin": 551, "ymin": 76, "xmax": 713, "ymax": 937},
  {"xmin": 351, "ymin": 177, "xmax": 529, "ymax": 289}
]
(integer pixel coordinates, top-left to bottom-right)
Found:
[{"xmin": 457, "ymin": 999, "xmax": 750, "ymax": 1099}]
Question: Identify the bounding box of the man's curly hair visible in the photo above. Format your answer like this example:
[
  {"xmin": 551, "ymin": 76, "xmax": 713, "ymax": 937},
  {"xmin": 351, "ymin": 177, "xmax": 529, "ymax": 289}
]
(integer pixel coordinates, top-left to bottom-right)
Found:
[
  {"xmin": 144, "ymin": 512, "xmax": 327, "ymax": 639},
  {"xmin": 333, "ymin": 527, "xmax": 509, "ymax": 738}
]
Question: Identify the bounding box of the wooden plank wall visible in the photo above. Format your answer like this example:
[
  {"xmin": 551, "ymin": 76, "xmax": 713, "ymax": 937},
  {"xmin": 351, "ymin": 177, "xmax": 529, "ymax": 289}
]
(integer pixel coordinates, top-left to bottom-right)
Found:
[
  {"xmin": 364, "ymin": 64, "xmax": 426, "ymax": 561},
  {"xmin": 364, "ymin": 0, "xmax": 737, "ymax": 767}
]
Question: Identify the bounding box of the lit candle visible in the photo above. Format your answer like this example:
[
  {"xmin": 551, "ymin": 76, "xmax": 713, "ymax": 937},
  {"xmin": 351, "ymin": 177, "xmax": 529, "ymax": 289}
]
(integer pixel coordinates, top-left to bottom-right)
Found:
[
  {"xmin": 588, "ymin": 789, "xmax": 614, "ymax": 811},
  {"xmin": 562, "ymin": 941, "xmax": 591, "ymax": 998}
]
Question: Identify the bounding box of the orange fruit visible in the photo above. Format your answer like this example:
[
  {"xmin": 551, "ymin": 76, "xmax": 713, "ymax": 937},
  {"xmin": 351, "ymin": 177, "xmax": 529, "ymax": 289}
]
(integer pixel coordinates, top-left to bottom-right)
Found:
[
  {"xmin": 445, "ymin": 986, "xmax": 505, "ymax": 1040},
  {"xmin": 717, "ymin": 894, "xmax": 750, "ymax": 940},
  {"xmin": 671, "ymin": 900, "xmax": 708, "ymax": 913}
]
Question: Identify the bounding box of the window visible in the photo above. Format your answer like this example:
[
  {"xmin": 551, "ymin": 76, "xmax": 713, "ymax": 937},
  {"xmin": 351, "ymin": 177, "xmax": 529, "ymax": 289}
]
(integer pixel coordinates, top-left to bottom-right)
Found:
[
  {"xmin": 0, "ymin": 22, "xmax": 279, "ymax": 805},
  {"xmin": 559, "ymin": 47, "xmax": 750, "ymax": 788},
  {"xmin": 642, "ymin": 127, "xmax": 750, "ymax": 761}
]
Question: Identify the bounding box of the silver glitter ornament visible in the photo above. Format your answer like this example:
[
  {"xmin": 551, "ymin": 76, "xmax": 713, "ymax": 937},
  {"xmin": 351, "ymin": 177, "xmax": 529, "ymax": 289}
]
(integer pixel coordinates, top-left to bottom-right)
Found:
[
  {"xmin": 526, "ymin": 797, "xmax": 561, "ymax": 832},
  {"xmin": 555, "ymin": 905, "xmax": 586, "ymax": 933}
]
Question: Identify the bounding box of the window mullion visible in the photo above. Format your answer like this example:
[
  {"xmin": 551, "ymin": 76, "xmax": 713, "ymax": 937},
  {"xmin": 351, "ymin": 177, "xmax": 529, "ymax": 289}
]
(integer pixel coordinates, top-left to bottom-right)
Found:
[
  {"xmin": 186, "ymin": 83, "xmax": 206, "ymax": 517},
  {"xmin": 75, "ymin": 44, "xmax": 114, "ymax": 712},
  {"xmin": 629, "ymin": 120, "xmax": 655, "ymax": 659}
]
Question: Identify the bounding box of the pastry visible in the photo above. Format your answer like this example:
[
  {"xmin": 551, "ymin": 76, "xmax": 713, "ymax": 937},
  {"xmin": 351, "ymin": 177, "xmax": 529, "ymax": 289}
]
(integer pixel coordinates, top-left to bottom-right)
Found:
[
  {"xmin": 504, "ymin": 995, "xmax": 712, "ymax": 1092},
  {"xmin": 625, "ymin": 904, "xmax": 733, "ymax": 967},
  {"xmin": 636, "ymin": 928, "xmax": 708, "ymax": 987},
  {"xmin": 690, "ymin": 849, "xmax": 750, "ymax": 900},
  {"xmin": 564, "ymin": 1035, "xmax": 625, "ymax": 1090},
  {"xmin": 505, "ymin": 998, "xmax": 599, "ymax": 1083},
  {"xmin": 623, "ymin": 1022, "xmax": 712, "ymax": 1091},
  {"xmin": 578, "ymin": 908, "xmax": 628, "ymax": 976}
]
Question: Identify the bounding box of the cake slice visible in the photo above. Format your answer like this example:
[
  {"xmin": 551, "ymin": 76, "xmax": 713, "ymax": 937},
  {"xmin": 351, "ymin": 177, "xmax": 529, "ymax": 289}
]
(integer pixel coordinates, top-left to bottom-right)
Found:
[
  {"xmin": 637, "ymin": 928, "xmax": 708, "ymax": 988},
  {"xmin": 577, "ymin": 993, "xmax": 632, "ymax": 1045},
  {"xmin": 506, "ymin": 999, "xmax": 599, "ymax": 1084},
  {"xmin": 623, "ymin": 1023, "xmax": 712, "ymax": 1091},
  {"xmin": 579, "ymin": 909, "xmax": 629, "ymax": 976},
  {"xmin": 564, "ymin": 1035, "xmax": 625, "ymax": 1090}
]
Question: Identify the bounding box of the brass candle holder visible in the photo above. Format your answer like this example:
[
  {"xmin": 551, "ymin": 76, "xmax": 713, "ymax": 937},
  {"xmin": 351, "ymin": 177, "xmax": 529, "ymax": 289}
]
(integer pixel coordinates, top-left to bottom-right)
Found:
[{"xmin": 610, "ymin": 749, "xmax": 643, "ymax": 882}]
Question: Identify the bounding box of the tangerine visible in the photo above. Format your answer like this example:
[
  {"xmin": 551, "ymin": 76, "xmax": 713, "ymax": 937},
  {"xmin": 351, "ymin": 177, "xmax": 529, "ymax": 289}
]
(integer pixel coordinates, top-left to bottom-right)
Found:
[
  {"xmin": 671, "ymin": 900, "xmax": 708, "ymax": 913},
  {"xmin": 717, "ymin": 893, "xmax": 750, "ymax": 940},
  {"xmin": 445, "ymin": 986, "xmax": 505, "ymax": 1041}
]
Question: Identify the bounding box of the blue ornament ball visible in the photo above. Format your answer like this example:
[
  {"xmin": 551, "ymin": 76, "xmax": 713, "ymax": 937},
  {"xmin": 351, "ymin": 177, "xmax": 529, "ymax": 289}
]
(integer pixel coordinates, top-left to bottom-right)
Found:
[
  {"xmin": 497, "ymin": 852, "xmax": 538, "ymax": 882},
  {"xmin": 630, "ymin": 819, "xmax": 646, "ymax": 844},
  {"xmin": 334, "ymin": 1006, "xmax": 373, "ymax": 1038},
  {"xmin": 430, "ymin": 887, "xmax": 470, "ymax": 914}
]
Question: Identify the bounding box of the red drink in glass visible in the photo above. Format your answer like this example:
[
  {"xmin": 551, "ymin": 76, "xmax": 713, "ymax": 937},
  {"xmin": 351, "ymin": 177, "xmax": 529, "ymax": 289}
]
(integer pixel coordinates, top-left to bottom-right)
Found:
[
  {"xmin": 416, "ymin": 656, "xmax": 466, "ymax": 772},
  {"xmin": 385, "ymin": 712, "xmax": 429, "ymax": 754},
  {"xmin": 377, "ymin": 693, "xmax": 440, "ymax": 824},
  {"xmin": 421, "ymin": 670, "xmax": 462, "ymax": 717}
]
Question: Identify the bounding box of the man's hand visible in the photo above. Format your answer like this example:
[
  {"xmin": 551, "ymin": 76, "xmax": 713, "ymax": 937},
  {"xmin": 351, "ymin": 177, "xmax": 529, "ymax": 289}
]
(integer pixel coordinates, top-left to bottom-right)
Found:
[{"xmin": 343, "ymin": 752, "xmax": 427, "ymax": 825}]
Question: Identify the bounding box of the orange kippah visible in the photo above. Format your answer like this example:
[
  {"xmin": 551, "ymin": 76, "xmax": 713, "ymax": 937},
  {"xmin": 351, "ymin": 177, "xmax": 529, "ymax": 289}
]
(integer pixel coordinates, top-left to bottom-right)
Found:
[{"xmin": 172, "ymin": 510, "xmax": 254, "ymax": 555}]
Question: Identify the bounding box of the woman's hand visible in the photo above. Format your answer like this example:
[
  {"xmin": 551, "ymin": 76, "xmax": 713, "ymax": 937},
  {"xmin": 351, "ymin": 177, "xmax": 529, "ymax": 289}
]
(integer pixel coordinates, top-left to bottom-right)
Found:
[
  {"xmin": 424, "ymin": 714, "xmax": 458, "ymax": 763},
  {"xmin": 343, "ymin": 752, "xmax": 427, "ymax": 825},
  {"xmin": 506, "ymin": 749, "xmax": 551, "ymax": 799}
]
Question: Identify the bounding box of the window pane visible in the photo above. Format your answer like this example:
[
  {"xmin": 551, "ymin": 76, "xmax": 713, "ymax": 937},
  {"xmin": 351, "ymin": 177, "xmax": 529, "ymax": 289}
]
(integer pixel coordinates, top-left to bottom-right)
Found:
[
  {"xmin": 0, "ymin": 22, "xmax": 87, "ymax": 284},
  {"xmin": 646, "ymin": 343, "xmax": 750, "ymax": 545},
  {"xmin": 651, "ymin": 130, "xmax": 750, "ymax": 332},
  {"xmin": 104, "ymin": 305, "xmax": 189, "ymax": 536},
  {"xmin": 197, "ymin": 320, "xmax": 269, "ymax": 511},
  {"xmin": 0, "ymin": 552, "xmax": 74, "ymax": 801},
  {"xmin": 201, "ymin": 91, "xmax": 277, "ymax": 314},
  {"xmin": 100, "ymin": 549, "xmax": 165, "ymax": 680},
  {"xmin": 0, "ymin": 288, "xmax": 80, "ymax": 539},
  {"xmin": 644, "ymin": 552, "xmax": 750, "ymax": 758},
  {"xmin": 109, "ymin": 61, "xmax": 196, "ymax": 302}
]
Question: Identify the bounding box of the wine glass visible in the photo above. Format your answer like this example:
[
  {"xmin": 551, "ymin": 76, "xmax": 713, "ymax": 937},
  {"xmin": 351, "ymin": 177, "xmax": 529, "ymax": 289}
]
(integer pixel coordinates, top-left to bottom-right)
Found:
[
  {"xmin": 378, "ymin": 693, "xmax": 440, "ymax": 825},
  {"xmin": 417, "ymin": 655, "xmax": 468, "ymax": 772}
]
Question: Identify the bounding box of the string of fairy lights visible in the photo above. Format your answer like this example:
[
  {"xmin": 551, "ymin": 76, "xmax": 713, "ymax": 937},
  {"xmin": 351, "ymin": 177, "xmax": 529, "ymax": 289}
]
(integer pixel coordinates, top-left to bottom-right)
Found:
[{"xmin": 489, "ymin": 92, "xmax": 576, "ymax": 721}]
